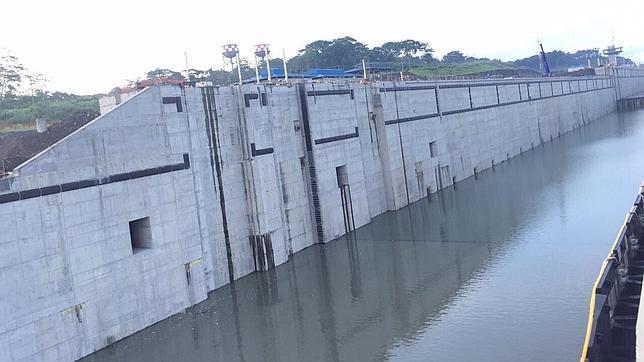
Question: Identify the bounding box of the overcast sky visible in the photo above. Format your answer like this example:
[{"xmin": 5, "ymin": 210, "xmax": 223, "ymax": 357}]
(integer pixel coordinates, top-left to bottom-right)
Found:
[{"xmin": 3, "ymin": 0, "xmax": 644, "ymax": 94}]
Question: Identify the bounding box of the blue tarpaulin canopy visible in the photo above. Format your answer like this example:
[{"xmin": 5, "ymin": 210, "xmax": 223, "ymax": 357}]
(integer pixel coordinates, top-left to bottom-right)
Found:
[
  {"xmin": 303, "ymin": 69, "xmax": 350, "ymax": 78},
  {"xmin": 243, "ymin": 68, "xmax": 355, "ymax": 83},
  {"xmin": 345, "ymin": 62, "xmax": 394, "ymax": 74}
]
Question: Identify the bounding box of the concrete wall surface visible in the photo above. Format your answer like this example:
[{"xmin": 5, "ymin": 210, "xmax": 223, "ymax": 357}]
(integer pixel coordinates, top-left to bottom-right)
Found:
[{"xmin": 1, "ymin": 69, "xmax": 644, "ymax": 361}]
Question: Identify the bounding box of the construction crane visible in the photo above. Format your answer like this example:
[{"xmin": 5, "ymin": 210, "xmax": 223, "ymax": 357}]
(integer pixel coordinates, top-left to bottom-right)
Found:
[{"xmin": 539, "ymin": 42, "xmax": 551, "ymax": 76}]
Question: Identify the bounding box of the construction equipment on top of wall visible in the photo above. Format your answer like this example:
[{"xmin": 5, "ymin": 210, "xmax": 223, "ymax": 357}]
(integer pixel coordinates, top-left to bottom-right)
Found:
[{"xmin": 539, "ymin": 42, "xmax": 551, "ymax": 76}]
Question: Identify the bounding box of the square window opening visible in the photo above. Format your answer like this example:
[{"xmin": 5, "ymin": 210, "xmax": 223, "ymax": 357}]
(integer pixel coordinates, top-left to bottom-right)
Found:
[{"xmin": 129, "ymin": 217, "xmax": 152, "ymax": 253}]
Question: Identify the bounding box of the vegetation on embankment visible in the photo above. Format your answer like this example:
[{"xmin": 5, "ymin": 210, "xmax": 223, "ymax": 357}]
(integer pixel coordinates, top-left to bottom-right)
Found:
[
  {"xmin": 409, "ymin": 61, "xmax": 521, "ymax": 77},
  {"xmin": 0, "ymin": 122, "xmax": 36, "ymax": 134},
  {"xmin": 0, "ymin": 93, "xmax": 99, "ymax": 125}
]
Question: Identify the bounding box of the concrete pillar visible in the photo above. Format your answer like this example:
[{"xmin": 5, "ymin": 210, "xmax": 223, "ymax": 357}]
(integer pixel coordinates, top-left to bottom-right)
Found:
[{"xmin": 35, "ymin": 118, "xmax": 47, "ymax": 133}]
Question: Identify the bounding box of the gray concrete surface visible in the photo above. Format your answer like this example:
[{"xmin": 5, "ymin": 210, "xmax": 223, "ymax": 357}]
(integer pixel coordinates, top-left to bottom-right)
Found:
[{"xmin": 2, "ymin": 67, "xmax": 644, "ymax": 361}]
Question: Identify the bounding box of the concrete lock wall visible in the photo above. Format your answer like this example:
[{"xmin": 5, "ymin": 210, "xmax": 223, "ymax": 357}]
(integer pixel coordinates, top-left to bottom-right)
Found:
[
  {"xmin": 0, "ymin": 87, "xmax": 223, "ymax": 361},
  {"xmin": 1, "ymin": 69, "xmax": 644, "ymax": 361},
  {"xmin": 615, "ymin": 67, "xmax": 644, "ymax": 99}
]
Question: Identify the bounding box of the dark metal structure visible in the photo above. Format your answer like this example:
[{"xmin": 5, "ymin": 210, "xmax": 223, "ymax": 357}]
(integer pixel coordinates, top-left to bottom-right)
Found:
[
  {"xmin": 617, "ymin": 93, "xmax": 644, "ymax": 112},
  {"xmin": 539, "ymin": 43, "xmax": 551, "ymax": 76},
  {"xmin": 581, "ymin": 185, "xmax": 644, "ymax": 361}
]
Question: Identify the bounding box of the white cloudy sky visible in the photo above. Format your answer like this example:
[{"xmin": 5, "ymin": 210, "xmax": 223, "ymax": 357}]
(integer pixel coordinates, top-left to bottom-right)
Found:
[{"xmin": 3, "ymin": 0, "xmax": 644, "ymax": 94}]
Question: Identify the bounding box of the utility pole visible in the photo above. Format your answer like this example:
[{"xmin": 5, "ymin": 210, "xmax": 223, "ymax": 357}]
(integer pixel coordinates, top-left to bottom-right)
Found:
[
  {"xmin": 236, "ymin": 52, "xmax": 243, "ymax": 85},
  {"xmin": 254, "ymin": 54, "xmax": 260, "ymax": 84},
  {"xmin": 184, "ymin": 52, "xmax": 190, "ymax": 81},
  {"xmin": 362, "ymin": 59, "xmax": 367, "ymax": 80},
  {"xmin": 282, "ymin": 48, "xmax": 289, "ymax": 82}
]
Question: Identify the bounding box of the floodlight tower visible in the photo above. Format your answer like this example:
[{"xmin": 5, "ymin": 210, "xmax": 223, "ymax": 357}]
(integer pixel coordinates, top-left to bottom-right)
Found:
[
  {"xmin": 254, "ymin": 44, "xmax": 271, "ymax": 82},
  {"xmin": 223, "ymin": 44, "xmax": 242, "ymax": 84}
]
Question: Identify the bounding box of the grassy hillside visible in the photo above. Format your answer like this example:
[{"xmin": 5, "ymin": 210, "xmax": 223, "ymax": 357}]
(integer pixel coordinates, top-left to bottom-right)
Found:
[
  {"xmin": 0, "ymin": 122, "xmax": 36, "ymax": 134},
  {"xmin": 410, "ymin": 61, "xmax": 520, "ymax": 77}
]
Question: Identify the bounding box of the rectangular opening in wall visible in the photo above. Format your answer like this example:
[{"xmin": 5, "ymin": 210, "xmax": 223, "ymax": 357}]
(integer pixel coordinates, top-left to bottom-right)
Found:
[
  {"xmin": 429, "ymin": 141, "xmax": 438, "ymax": 158},
  {"xmin": 336, "ymin": 165, "xmax": 348, "ymax": 187},
  {"xmin": 129, "ymin": 217, "xmax": 152, "ymax": 253}
]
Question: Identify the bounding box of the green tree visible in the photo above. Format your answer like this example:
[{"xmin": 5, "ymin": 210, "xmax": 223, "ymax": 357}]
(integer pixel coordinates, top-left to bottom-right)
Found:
[
  {"xmin": 381, "ymin": 40, "xmax": 432, "ymax": 59},
  {"xmin": 0, "ymin": 50, "xmax": 25, "ymax": 99},
  {"xmin": 367, "ymin": 47, "xmax": 396, "ymax": 62},
  {"xmin": 145, "ymin": 68, "xmax": 185, "ymax": 80},
  {"xmin": 380, "ymin": 40, "xmax": 434, "ymax": 69},
  {"xmin": 24, "ymin": 72, "xmax": 47, "ymax": 98},
  {"xmin": 442, "ymin": 51, "xmax": 467, "ymax": 64},
  {"xmin": 288, "ymin": 37, "xmax": 369, "ymax": 71}
]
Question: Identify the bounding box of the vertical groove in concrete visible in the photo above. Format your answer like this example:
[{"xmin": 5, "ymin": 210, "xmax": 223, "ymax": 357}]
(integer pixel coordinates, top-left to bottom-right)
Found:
[
  {"xmin": 297, "ymin": 83, "xmax": 324, "ymax": 243},
  {"xmin": 186, "ymin": 86, "xmax": 212, "ymax": 289},
  {"xmin": 393, "ymin": 83, "xmax": 411, "ymax": 205},
  {"xmin": 202, "ymin": 87, "xmax": 235, "ymax": 283}
]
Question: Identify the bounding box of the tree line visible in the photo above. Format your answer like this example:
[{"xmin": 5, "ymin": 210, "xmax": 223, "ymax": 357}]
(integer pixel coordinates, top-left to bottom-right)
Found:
[
  {"xmin": 141, "ymin": 37, "xmax": 494, "ymax": 86},
  {"xmin": 142, "ymin": 37, "xmax": 638, "ymax": 86},
  {"xmin": 0, "ymin": 38, "xmax": 635, "ymax": 125},
  {"xmin": 0, "ymin": 49, "xmax": 47, "ymax": 100},
  {"xmin": 0, "ymin": 49, "xmax": 98, "ymax": 124}
]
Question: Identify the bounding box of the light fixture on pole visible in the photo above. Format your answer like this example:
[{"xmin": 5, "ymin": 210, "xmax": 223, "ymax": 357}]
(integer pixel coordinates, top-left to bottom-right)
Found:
[
  {"xmin": 254, "ymin": 54, "xmax": 260, "ymax": 84},
  {"xmin": 223, "ymin": 44, "xmax": 242, "ymax": 84},
  {"xmin": 362, "ymin": 59, "xmax": 367, "ymax": 80},
  {"xmin": 236, "ymin": 52, "xmax": 243, "ymax": 85},
  {"xmin": 184, "ymin": 51, "xmax": 191, "ymax": 82},
  {"xmin": 282, "ymin": 48, "xmax": 289, "ymax": 82}
]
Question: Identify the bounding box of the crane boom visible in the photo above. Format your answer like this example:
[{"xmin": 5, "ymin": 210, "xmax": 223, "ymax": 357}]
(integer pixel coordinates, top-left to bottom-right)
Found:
[{"xmin": 539, "ymin": 43, "xmax": 551, "ymax": 76}]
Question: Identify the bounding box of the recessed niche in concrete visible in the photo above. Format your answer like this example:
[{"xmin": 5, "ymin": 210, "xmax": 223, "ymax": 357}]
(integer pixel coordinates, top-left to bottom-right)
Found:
[
  {"xmin": 429, "ymin": 141, "xmax": 437, "ymax": 158},
  {"xmin": 129, "ymin": 217, "xmax": 152, "ymax": 253},
  {"xmin": 336, "ymin": 165, "xmax": 348, "ymax": 187}
]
